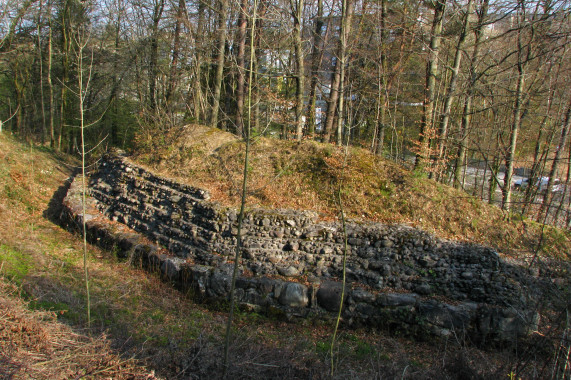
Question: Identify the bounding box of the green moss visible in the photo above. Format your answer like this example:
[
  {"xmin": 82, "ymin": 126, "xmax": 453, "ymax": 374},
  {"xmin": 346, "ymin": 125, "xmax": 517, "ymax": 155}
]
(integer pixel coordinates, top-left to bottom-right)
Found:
[{"xmin": 0, "ymin": 244, "xmax": 31, "ymax": 284}]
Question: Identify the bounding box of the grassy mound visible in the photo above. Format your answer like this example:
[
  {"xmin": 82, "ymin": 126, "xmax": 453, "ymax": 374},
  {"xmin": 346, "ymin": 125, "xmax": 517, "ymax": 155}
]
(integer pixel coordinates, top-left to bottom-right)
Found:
[
  {"xmin": 133, "ymin": 125, "xmax": 571, "ymax": 260},
  {"xmin": 1, "ymin": 132, "xmax": 569, "ymax": 379}
]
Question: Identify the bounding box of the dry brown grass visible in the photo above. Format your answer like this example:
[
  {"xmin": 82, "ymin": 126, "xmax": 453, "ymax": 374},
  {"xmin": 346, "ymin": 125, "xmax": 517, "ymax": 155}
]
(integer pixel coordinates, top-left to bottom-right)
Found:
[
  {"xmin": 0, "ymin": 280, "xmax": 157, "ymax": 379},
  {"xmin": 1, "ymin": 132, "xmax": 569, "ymax": 379},
  {"xmin": 133, "ymin": 126, "xmax": 571, "ymax": 260}
]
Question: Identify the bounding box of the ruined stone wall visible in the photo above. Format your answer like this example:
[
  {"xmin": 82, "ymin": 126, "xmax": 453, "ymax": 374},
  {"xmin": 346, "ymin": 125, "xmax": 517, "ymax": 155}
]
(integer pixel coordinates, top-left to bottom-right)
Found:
[{"xmin": 62, "ymin": 153, "xmax": 542, "ymax": 342}]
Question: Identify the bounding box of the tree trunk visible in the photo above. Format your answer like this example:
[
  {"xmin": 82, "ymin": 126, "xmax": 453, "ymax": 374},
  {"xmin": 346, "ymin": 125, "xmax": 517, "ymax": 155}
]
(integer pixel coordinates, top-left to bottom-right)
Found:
[
  {"xmin": 193, "ymin": 0, "xmax": 206, "ymax": 123},
  {"xmin": 47, "ymin": 1, "xmax": 55, "ymax": 147},
  {"xmin": 36, "ymin": 0, "xmax": 47, "ymax": 144},
  {"xmin": 252, "ymin": 0, "xmax": 267, "ymax": 133},
  {"xmin": 293, "ymin": 0, "xmax": 305, "ymax": 141},
  {"xmin": 335, "ymin": 0, "xmax": 352, "ymax": 146},
  {"xmin": 539, "ymin": 99, "xmax": 571, "ymax": 221},
  {"xmin": 291, "ymin": 0, "xmax": 305, "ymax": 141},
  {"xmin": 373, "ymin": 0, "xmax": 388, "ymax": 155},
  {"xmin": 323, "ymin": 0, "xmax": 351, "ymax": 143},
  {"xmin": 415, "ymin": 0, "xmax": 445, "ymax": 170},
  {"xmin": 523, "ymin": 61, "xmax": 558, "ymax": 216},
  {"xmin": 148, "ymin": 0, "xmax": 165, "ymax": 111},
  {"xmin": 58, "ymin": 1, "xmax": 72, "ymax": 152},
  {"xmin": 502, "ymin": 1, "xmax": 531, "ymax": 212},
  {"xmin": 166, "ymin": 0, "xmax": 185, "ymax": 106},
  {"xmin": 435, "ymin": 0, "xmax": 473, "ymax": 176},
  {"xmin": 236, "ymin": 0, "xmax": 247, "ymax": 138},
  {"xmin": 454, "ymin": 0, "xmax": 488, "ymax": 188},
  {"xmin": 306, "ymin": 0, "xmax": 324, "ymax": 137},
  {"xmin": 107, "ymin": 0, "xmax": 123, "ymax": 146},
  {"xmin": 502, "ymin": 57, "xmax": 525, "ymax": 211},
  {"xmin": 323, "ymin": 0, "xmax": 353, "ymax": 144},
  {"xmin": 211, "ymin": 0, "xmax": 229, "ymax": 129},
  {"xmin": 223, "ymin": 0, "xmax": 258, "ymax": 373}
]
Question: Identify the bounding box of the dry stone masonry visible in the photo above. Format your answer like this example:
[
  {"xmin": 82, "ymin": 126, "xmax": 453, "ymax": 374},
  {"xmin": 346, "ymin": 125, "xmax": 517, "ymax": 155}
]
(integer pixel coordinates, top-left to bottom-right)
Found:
[{"xmin": 62, "ymin": 152, "xmax": 543, "ymax": 343}]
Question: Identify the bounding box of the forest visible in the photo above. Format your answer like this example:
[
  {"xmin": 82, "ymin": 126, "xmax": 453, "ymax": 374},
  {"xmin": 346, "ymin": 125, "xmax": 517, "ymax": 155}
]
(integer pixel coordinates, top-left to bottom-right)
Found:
[{"xmin": 0, "ymin": 0, "xmax": 570, "ymax": 225}]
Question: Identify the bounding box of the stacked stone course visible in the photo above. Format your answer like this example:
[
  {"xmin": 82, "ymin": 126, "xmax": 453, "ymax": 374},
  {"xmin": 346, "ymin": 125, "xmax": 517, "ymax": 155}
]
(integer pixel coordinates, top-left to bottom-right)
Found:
[{"xmin": 62, "ymin": 152, "xmax": 542, "ymax": 342}]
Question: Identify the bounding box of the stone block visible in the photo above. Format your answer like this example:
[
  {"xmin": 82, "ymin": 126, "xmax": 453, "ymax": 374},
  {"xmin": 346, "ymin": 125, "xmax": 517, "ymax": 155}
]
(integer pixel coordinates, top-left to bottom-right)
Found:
[
  {"xmin": 278, "ymin": 282, "xmax": 308, "ymax": 308},
  {"xmin": 377, "ymin": 293, "xmax": 418, "ymax": 307},
  {"xmin": 316, "ymin": 281, "xmax": 344, "ymax": 312}
]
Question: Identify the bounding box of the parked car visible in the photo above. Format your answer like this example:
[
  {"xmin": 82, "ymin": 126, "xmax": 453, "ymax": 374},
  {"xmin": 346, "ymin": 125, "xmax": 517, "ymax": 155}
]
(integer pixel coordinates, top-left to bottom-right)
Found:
[
  {"xmin": 513, "ymin": 177, "xmax": 531, "ymax": 190},
  {"xmin": 513, "ymin": 177, "xmax": 562, "ymax": 192}
]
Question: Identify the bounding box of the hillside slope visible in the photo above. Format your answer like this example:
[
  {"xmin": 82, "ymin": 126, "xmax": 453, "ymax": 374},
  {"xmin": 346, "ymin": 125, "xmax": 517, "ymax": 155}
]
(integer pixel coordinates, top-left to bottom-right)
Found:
[
  {"xmin": 0, "ymin": 135, "xmax": 157, "ymax": 378},
  {"xmin": 1, "ymin": 132, "xmax": 570, "ymax": 379},
  {"xmin": 133, "ymin": 125, "xmax": 571, "ymax": 260}
]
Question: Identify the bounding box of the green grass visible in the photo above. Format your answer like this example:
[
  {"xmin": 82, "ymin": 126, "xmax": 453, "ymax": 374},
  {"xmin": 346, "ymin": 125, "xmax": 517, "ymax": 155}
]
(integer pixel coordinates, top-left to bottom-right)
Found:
[{"xmin": 0, "ymin": 244, "xmax": 32, "ymax": 284}]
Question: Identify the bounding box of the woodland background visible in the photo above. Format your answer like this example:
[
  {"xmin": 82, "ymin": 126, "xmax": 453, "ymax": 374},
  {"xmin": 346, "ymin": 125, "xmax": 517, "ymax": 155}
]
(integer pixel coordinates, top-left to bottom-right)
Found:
[{"xmin": 0, "ymin": 0, "xmax": 570, "ymax": 223}]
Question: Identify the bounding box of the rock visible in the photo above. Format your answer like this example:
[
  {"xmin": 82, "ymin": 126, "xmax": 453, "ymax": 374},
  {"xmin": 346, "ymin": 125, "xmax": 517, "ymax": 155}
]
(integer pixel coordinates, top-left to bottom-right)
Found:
[
  {"xmin": 278, "ymin": 265, "xmax": 301, "ymax": 277},
  {"xmin": 64, "ymin": 154, "xmax": 540, "ymax": 344},
  {"xmin": 242, "ymin": 248, "xmax": 255, "ymax": 260},
  {"xmin": 283, "ymin": 241, "xmax": 299, "ymax": 252},
  {"xmin": 351, "ymin": 288, "xmax": 375, "ymax": 303},
  {"xmin": 368, "ymin": 260, "xmax": 382, "ymax": 270},
  {"xmin": 382, "ymin": 239, "xmax": 393, "ymax": 248},
  {"xmin": 418, "ymin": 301, "xmax": 473, "ymax": 330},
  {"xmin": 348, "ymin": 237, "xmax": 362, "ymax": 246},
  {"xmin": 302, "ymin": 228, "xmax": 320, "ymax": 239},
  {"xmin": 271, "ymin": 229, "xmax": 284, "ymax": 238},
  {"xmin": 355, "ymin": 302, "xmax": 376, "ymax": 317},
  {"xmin": 317, "ymin": 281, "xmax": 344, "ymax": 312},
  {"xmin": 378, "ymin": 293, "xmax": 418, "ymax": 307},
  {"xmin": 358, "ymin": 247, "xmax": 375, "ymax": 258},
  {"xmin": 461, "ymin": 271, "xmax": 474, "ymax": 279},
  {"xmin": 266, "ymin": 253, "xmax": 281, "ymax": 264},
  {"xmin": 419, "ymin": 256, "xmax": 435, "ymax": 267},
  {"xmin": 381, "ymin": 264, "xmax": 391, "ymax": 276},
  {"xmin": 161, "ymin": 257, "xmax": 186, "ymax": 282},
  {"xmin": 415, "ymin": 283, "xmax": 432, "ymax": 295},
  {"xmin": 257, "ymin": 277, "xmax": 275, "ymax": 294},
  {"xmin": 209, "ymin": 264, "xmax": 235, "ymax": 297},
  {"xmin": 190, "ymin": 265, "xmax": 211, "ymax": 295},
  {"xmin": 278, "ymin": 282, "xmax": 308, "ymax": 307}
]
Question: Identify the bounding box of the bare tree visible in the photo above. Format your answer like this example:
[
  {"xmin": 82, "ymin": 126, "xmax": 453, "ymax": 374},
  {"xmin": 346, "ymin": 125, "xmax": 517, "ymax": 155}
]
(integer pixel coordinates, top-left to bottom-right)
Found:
[
  {"xmin": 434, "ymin": 0, "xmax": 473, "ymax": 179},
  {"xmin": 415, "ymin": 0, "xmax": 445, "ymax": 171},
  {"xmin": 165, "ymin": 0, "xmax": 186, "ymax": 106},
  {"xmin": 211, "ymin": 0, "xmax": 229, "ymax": 128},
  {"xmin": 323, "ymin": 0, "xmax": 354, "ymax": 144},
  {"xmin": 148, "ymin": 0, "xmax": 165, "ymax": 111},
  {"xmin": 453, "ymin": 0, "xmax": 489, "ymax": 188},
  {"xmin": 306, "ymin": 0, "xmax": 326, "ymax": 137},
  {"xmin": 223, "ymin": 0, "xmax": 258, "ymax": 374},
  {"xmin": 292, "ymin": 0, "xmax": 305, "ymax": 141},
  {"xmin": 539, "ymin": 98, "xmax": 571, "ymax": 220}
]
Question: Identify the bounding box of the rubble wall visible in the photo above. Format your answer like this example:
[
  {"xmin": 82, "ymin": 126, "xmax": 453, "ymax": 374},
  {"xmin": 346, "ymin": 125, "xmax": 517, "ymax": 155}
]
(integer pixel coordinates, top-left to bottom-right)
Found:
[{"xmin": 62, "ymin": 153, "xmax": 541, "ymax": 342}]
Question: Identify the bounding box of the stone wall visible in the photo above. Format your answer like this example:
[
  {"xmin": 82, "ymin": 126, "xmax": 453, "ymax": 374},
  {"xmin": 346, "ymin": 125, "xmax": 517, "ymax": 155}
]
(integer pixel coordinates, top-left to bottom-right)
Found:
[{"xmin": 62, "ymin": 153, "xmax": 542, "ymax": 342}]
